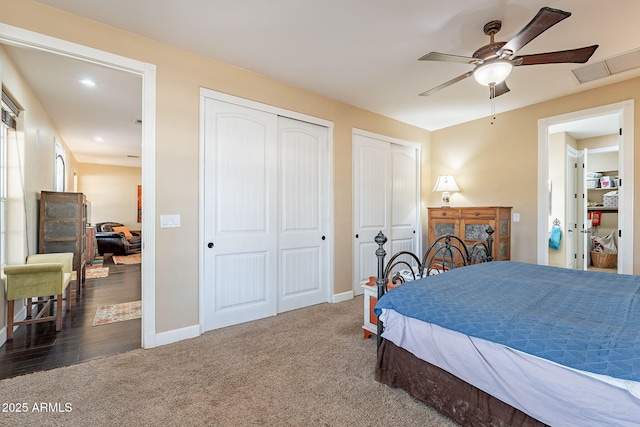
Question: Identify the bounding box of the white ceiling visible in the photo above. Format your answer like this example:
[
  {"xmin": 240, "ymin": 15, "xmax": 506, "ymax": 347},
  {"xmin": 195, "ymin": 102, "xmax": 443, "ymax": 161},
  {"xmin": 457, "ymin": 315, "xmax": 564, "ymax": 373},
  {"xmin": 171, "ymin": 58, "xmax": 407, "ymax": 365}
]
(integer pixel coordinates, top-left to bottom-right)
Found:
[
  {"xmin": 549, "ymin": 113, "xmax": 620, "ymax": 140},
  {"xmin": 7, "ymin": 0, "xmax": 640, "ymax": 165},
  {"xmin": 3, "ymin": 45, "xmax": 143, "ymax": 167}
]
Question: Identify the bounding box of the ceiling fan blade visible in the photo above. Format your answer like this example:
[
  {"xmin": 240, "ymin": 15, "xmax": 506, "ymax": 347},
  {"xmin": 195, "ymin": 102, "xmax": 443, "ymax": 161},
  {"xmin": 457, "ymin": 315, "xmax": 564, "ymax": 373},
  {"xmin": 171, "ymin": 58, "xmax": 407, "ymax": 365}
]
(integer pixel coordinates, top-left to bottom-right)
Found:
[
  {"xmin": 513, "ymin": 45, "xmax": 598, "ymax": 66},
  {"xmin": 501, "ymin": 7, "xmax": 571, "ymax": 55},
  {"xmin": 418, "ymin": 52, "xmax": 476, "ymax": 64},
  {"xmin": 419, "ymin": 71, "xmax": 474, "ymax": 96},
  {"xmin": 490, "ymin": 81, "xmax": 510, "ymax": 99}
]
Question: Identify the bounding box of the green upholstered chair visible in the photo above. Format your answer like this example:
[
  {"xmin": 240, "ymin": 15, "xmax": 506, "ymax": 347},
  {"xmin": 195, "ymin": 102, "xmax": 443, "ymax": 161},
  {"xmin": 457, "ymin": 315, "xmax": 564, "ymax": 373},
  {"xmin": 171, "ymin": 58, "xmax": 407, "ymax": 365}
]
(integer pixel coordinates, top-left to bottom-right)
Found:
[{"xmin": 4, "ymin": 252, "xmax": 73, "ymax": 340}]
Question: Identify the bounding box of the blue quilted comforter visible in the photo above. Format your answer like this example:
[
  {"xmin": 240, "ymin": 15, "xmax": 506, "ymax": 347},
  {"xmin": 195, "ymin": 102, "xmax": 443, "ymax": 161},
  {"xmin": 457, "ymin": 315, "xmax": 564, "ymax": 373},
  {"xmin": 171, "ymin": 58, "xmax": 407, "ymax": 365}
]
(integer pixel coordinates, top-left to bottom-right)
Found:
[{"xmin": 374, "ymin": 261, "xmax": 640, "ymax": 381}]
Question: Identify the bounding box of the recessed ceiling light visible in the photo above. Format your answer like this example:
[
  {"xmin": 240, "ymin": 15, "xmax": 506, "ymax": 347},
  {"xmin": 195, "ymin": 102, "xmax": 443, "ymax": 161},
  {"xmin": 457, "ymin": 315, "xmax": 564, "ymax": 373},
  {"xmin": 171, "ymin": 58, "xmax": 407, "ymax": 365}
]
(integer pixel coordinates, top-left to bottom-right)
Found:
[
  {"xmin": 80, "ymin": 79, "xmax": 98, "ymax": 87},
  {"xmin": 94, "ymin": 136, "xmax": 105, "ymax": 143}
]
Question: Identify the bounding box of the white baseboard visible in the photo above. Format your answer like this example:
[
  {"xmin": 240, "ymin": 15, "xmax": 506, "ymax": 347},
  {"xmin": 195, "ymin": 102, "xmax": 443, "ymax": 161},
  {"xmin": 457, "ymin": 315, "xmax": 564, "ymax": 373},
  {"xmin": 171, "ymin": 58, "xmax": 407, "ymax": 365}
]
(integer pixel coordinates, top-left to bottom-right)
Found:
[
  {"xmin": 151, "ymin": 324, "xmax": 200, "ymax": 348},
  {"xmin": 141, "ymin": 294, "xmax": 356, "ymax": 350},
  {"xmin": 332, "ymin": 291, "xmax": 354, "ymax": 303}
]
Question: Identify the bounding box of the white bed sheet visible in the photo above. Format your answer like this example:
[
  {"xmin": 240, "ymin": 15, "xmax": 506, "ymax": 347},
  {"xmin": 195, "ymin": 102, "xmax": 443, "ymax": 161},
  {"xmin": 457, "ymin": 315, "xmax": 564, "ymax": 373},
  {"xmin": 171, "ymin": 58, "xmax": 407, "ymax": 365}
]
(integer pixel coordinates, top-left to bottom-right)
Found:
[{"xmin": 380, "ymin": 309, "xmax": 640, "ymax": 427}]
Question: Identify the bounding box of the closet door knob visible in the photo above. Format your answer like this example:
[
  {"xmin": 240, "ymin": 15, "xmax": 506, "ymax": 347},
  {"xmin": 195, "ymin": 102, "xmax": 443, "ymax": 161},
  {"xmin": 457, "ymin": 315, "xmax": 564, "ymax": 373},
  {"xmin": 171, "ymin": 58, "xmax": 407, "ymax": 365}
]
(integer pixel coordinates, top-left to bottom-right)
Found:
[{"xmin": 207, "ymin": 242, "xmax": 214, "ymax": 248}]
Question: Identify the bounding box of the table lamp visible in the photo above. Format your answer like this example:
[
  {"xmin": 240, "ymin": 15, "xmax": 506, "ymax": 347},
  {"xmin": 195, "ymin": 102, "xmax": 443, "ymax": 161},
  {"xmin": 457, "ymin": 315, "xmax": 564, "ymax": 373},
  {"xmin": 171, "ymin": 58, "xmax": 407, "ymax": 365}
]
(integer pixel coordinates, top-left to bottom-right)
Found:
[{"xmin": 433, "ymin": 175, "xmax": 460, "ymax": 207}]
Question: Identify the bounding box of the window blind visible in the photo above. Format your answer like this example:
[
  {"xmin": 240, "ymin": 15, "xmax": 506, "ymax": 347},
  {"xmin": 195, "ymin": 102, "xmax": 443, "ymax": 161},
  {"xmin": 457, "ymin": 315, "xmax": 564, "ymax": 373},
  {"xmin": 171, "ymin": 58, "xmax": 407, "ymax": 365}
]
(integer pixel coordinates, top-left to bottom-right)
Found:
[{"xmin": 1, "ymin": 89, "xmax": 19, "ymax": 130}]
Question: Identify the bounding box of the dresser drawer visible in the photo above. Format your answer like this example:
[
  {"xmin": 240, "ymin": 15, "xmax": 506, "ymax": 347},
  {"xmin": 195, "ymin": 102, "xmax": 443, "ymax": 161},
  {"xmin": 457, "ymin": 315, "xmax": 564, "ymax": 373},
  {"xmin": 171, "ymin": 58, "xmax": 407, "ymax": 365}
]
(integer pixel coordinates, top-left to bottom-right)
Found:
[
  {"xmin": 461, "ymin": 208, "xmax": 496, "ymax": 219},
  {"xmin": 429, "ymin": 208, "xmax": 461, "ymax": 219}
]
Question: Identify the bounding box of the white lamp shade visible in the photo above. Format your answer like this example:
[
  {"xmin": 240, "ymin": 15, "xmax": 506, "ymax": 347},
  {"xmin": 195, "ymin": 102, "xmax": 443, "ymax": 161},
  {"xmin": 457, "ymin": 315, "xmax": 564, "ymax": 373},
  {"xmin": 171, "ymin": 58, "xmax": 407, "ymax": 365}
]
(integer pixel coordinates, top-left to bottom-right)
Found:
[
  {"xmin": 433, "ymin": 175, "xmax": 460, "ymax": 193},
  {"xmin": 473, "ymin": 60, "xmax": 513, "ymax": 86}
]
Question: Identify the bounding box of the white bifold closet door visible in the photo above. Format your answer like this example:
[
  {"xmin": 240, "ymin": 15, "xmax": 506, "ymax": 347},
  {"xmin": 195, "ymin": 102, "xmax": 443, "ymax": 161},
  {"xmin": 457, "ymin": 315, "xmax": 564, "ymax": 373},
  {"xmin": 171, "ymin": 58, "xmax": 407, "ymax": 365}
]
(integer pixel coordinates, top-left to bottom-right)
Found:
[
  {"xmin": 202, "ymin": 98, "xmax": 329, "ymax": 331},
  {"xmin": 352, "ymin": 132, "xmax": 419, "ymax": 295}
]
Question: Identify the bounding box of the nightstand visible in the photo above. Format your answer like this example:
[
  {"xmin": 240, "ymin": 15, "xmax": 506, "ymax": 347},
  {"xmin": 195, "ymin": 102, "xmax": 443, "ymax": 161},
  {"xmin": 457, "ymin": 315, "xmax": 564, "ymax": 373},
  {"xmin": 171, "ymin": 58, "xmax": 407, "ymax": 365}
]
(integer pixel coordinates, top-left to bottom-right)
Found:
[{"xmin": 362, "ymin": 277, "xmax": 398, "ymax": 339}]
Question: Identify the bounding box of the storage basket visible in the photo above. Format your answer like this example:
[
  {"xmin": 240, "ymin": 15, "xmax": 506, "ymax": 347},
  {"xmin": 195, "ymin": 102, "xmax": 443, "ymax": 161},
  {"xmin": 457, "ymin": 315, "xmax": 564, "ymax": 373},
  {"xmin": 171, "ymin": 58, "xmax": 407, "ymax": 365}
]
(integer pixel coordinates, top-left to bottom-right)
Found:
[
  {"xmin": 587, "ymin": 178, "xmax": 599, "ymax": 189},
  {"xmin": 590, "ymin": 251, "xmax": 617, "ymax": 268},
  {"xmin": 600, "ymin": 176, "xmax": 613, "ymax": 188},
  {"xmin": 603, "ymin": 191, "xmax": 618, "ymax": 207}
]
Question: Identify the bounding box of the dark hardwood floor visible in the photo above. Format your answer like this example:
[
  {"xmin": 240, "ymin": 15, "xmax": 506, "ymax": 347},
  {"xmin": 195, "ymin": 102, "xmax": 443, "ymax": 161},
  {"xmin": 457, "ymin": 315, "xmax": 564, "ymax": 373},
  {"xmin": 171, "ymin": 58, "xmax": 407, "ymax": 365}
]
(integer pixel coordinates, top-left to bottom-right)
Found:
[{"xmin": 0, "ymin": 255, "xmax": 141, "ymax": 379}]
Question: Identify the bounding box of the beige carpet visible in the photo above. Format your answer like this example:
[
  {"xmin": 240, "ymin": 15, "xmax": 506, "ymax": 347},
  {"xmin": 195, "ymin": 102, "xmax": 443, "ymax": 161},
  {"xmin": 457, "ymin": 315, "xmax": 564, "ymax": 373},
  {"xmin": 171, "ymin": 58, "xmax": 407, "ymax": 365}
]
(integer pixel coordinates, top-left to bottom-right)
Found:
[
  {"xmin": 0, "ymin": 296, "xmax": 458, "ymax": 427},
  {"xmin": 112, "ymin": 253, "xmax": 141, "ymax": 265}
]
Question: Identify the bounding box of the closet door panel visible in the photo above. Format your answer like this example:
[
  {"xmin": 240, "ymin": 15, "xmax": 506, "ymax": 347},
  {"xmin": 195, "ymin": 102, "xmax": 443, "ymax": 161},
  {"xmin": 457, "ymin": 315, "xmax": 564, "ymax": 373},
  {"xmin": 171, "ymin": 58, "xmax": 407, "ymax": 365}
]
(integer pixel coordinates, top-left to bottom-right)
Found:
[
  {"xmin": 278, "ymin": 117, "xmax": 329, "ymax": 312},
  {"xmin": 390, "ymin": 144, "xmax": 418, "ymax": 266},
  {"xmin": 203, "ymin": 99, "xmax": 278, "ymax": 331},
  {"xmin": 353, "ymin": 134, "xmax": 391, "ymax": 295}
]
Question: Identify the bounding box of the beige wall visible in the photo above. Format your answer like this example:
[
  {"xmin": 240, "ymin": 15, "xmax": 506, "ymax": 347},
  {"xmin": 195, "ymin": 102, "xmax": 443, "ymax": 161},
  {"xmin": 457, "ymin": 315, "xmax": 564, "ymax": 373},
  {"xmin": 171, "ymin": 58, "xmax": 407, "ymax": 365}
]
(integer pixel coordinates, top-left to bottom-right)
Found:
[
  {"xmin": 431, "ymin": 76, "xmax": 639, "ymax": 272},
  {"xmin": 76, "ymin": 163, "xmax": 142, "ymax": 230},
  {"xmin": 578, "ymin": 134, "xmax": 618, "ymax": 152},
  {"xmin": 0, "ymin": 1, "xmax": 430, "ymax": 335},
  {"xmin": 0, "ymin": 44, "xmax": 77, "ymax": 332},
  {"xmin": 0, "ymin": 45, "xmax": 78, "ymax": 259},
  {"xmin": 547, "ymin": 132, "xmax": 570, "ymax": 267}
]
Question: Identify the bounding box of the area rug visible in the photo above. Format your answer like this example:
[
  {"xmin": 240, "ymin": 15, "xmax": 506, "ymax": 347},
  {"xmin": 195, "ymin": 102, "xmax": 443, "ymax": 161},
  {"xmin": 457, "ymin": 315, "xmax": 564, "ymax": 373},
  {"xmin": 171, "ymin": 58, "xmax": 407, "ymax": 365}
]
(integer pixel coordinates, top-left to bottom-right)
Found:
[
  {"xmin": 85, "ymin": 266, "xmax": 109, "ymax": 279},
  {"xmin": 112, "ymin": 253, "xmax": 141, "ymax": 265},
  {"xmin": 92, "ymin": 300, "xmax": 142, "ymax": 326}
]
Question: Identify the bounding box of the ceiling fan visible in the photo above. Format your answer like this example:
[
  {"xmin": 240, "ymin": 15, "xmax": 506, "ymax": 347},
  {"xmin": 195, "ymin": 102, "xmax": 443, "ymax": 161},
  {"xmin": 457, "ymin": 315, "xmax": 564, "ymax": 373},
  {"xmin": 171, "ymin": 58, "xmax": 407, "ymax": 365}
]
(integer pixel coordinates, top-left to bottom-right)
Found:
[{"xmin": 418, "ymin": 7, "xmax": 598, "ymax": 99}]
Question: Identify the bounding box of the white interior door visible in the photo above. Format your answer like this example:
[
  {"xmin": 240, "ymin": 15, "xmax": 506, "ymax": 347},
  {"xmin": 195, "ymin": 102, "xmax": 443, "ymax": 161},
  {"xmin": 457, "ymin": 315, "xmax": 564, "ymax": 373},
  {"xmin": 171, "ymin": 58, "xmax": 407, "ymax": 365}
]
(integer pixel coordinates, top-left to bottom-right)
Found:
[
  {"xmin": 353, "ymin": 133, "xmax": 390, "ymax": 295},
  {"xmin": 565, "ymin": 147, "xmax": 578, "ymax": 269},
  {"xmin": 277, "ymin": 117, "xmax": 329, "ymax": 312},
  {"xmin": 390, "ymin": 144, "xmax": 418, "ymax": 257},
  {"xmin": 203, "ymin": 99, "xmax": 278, "ymax": 330},
  {"xmin": 578, "ymin": 149, "xmax": 589, "ymax": 270}
]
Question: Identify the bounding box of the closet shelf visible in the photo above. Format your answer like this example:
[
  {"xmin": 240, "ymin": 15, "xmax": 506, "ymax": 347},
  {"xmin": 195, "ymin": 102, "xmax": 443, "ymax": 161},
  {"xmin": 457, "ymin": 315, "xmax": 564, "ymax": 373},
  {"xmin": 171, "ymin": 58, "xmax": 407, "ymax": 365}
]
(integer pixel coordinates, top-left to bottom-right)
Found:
[{"xmin": 587, "ymin": 207, "xmax": 618, "ymax": 212}]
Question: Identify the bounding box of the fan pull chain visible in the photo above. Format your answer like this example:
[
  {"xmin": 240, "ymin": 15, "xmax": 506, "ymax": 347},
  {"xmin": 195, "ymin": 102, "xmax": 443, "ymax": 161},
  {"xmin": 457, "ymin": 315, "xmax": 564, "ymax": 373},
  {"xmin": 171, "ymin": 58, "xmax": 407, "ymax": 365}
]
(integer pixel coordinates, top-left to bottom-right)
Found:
[{"xmin": 490, "ymin": 85, "xmax": 496, "ymax": 125}]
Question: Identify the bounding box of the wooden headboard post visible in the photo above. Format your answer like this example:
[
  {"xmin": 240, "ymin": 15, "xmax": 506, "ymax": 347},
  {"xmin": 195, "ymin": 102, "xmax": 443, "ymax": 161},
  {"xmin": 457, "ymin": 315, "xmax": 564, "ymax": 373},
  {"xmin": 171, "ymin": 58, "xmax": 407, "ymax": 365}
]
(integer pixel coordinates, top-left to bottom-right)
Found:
[{"xmin": 374, "ymin": 231, "xmax": 388, "ymax": 349}]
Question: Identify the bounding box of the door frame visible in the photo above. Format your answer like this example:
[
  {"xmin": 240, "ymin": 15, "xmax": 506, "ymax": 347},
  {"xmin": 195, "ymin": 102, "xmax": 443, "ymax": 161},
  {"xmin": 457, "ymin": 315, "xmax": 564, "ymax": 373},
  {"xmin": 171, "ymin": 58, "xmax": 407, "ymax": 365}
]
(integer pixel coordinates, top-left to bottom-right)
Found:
[
  {"xmin": 0, "ymin": 23, "xmax": 157, "ymax": 347},
  {"xmin": 198, "ymin": 88, "xmax": 334, "ymax": 333},
  {"xmin": 565, "ymin": 145, "xmax": 578, "ymax": 269},
  {"xmin": 537, "ymin": 100, "xmax": 634, "ymax": 273}
]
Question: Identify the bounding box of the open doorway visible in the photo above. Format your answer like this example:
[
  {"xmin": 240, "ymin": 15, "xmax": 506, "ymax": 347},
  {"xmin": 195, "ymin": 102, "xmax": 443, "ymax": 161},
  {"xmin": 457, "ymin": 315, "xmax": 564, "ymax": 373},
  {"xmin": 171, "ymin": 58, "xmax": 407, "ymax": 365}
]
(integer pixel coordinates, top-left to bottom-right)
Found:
[
  {"xmin": 537, "ymin": 101, "xmax": 634, "ymax": 274},
  {"xmin": 0, "ymin": 23, "xmax": 156, "ymax": 375},
  {"xmin": 547, "ymin": 128, "xmax": 619, "ymax": 272}
]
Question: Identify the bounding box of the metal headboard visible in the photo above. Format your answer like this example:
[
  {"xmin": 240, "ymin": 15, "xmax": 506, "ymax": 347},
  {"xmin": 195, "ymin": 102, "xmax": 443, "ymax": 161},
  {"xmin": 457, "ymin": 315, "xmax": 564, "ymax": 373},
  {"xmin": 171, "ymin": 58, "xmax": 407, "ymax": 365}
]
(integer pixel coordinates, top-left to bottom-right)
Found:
[{"xmin": 374, "ymin": 227, "xmax": 494, "ymax": 349}]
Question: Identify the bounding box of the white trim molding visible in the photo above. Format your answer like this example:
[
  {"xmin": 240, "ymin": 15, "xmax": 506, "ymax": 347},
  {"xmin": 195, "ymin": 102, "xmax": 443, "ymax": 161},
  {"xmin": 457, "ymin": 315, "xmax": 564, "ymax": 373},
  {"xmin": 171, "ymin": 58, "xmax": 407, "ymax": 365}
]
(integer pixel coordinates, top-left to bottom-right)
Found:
[{"xmin": 332, "ymin": 291, "xmax": 354, "ymax": 304}]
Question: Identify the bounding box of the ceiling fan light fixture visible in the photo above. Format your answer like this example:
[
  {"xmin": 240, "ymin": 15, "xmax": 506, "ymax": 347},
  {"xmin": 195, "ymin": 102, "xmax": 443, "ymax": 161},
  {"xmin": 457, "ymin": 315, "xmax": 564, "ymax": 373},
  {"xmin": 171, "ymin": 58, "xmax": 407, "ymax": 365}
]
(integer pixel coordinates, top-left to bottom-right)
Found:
[{"xmin": 473, "ymin": 60, "xmax": 513, "ymax": 86}]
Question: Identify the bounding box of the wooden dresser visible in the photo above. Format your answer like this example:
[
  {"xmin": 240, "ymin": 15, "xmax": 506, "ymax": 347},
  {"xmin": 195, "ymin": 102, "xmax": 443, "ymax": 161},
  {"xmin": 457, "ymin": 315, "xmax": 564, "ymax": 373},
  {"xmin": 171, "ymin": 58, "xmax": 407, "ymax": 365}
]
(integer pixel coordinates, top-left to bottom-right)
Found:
[
  {"xmin": 427, "ymin": 206, "xmax": 512, "ymax": 261},
  {"xmin": 39, "ymin": 191, "xmax": 87, "ymax": 290}
]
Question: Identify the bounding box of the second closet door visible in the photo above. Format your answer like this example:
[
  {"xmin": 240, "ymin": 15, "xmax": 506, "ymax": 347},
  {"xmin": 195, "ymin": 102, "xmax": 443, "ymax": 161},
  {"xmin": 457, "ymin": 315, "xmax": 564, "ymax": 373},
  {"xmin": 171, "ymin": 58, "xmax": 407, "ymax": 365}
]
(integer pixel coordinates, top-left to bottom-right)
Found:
[{"xmin": 352, "ymin": 132, "xmax": 418, "ymax": 295}]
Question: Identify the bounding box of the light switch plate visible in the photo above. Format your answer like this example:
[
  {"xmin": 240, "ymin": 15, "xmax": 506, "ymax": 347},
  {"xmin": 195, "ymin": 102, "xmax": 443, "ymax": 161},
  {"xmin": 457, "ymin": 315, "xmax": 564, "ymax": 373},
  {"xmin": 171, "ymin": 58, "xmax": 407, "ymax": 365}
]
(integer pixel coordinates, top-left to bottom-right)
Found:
[
  {"xmin": 513, "ymin": 213, "xmax": 520, "ymax": 222},
  {"xmin": 160, "ymin": 214, "xmax": 181, "ymax": 228}
]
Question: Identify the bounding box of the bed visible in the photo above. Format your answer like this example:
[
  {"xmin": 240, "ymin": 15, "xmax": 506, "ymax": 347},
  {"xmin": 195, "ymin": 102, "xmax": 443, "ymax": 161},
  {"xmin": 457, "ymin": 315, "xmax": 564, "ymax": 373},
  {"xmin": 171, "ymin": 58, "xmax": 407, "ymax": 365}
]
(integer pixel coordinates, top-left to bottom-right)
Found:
[{"xmin": 372, "ymin": 232, "xmax": 640, "ymax": 426}]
